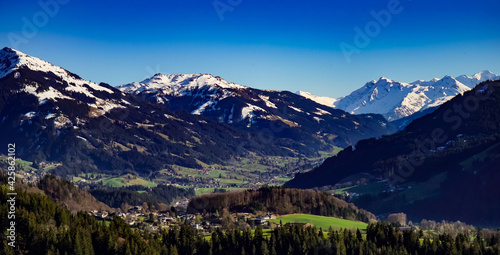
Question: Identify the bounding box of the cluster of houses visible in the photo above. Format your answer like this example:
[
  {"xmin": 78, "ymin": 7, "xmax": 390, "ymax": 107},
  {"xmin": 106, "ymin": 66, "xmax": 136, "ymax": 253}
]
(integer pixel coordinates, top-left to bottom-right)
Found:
[
  {"xmin": 13, "ymin": 160, "xmax": 62, "ymax": 185},
  {"xmin": 22, "ymin": 170, "xmax": 45, "ymax": 184},
  {"xmin": 88, "ymin": 206, "xmax": 280, "ymax": 233}
]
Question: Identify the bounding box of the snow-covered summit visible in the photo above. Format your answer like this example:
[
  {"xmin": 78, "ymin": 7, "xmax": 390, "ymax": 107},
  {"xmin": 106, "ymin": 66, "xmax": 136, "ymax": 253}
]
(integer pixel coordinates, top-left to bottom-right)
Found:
[
  {"xmin": 0, "ymin": 47, "xmax": 125, "ymax": 116},
  {"xmin": 0, "ymin": 47, "xmax": 114, "ymax": 93},
  {"xmin": 298, "ymin": 71, "xmax": 498, "ymax": 121},
  {"xmin": 118, "ymin": 73, "xmax": 247, "ymax": 96},
  {"xmin": 119, "ymin": 73, "xmax": 258, "ymax": 122},
  {"xmin": 0, "ymin": 47, "xmax": 22, "ymax": 79},
  {"xmin": 455, "ymin": 70, "xmax": 500, "ymax": 88},
  {"xmin": 334, "ymin": 75, "xmax": 472, "ymax": 121}
]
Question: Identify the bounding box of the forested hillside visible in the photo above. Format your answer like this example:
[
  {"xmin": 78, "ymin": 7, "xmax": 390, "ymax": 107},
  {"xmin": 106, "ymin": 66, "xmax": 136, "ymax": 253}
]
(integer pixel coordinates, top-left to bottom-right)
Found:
[
  {"xmin": 37, "ymin": 175, "xmax": 111, "ymax": 212},
  {"xmin": 187, "ymin": 187, "xmax": 375, "ymax": 222},
  {"xmin": 89, "ymin": 184, "xmax": 194, "ymax": 208}
]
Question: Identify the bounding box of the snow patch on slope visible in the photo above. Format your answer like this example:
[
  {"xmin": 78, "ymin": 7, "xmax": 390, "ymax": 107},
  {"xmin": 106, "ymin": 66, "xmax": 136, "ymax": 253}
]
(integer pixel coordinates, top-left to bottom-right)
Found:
[
  {"xmin": 288, "ymin": 105, "xmax": 303, "ymax": 113},
  {"xmin": 258, "ymin": 95, "xmax": 277, "ymax": 109},
  {"xmin": 192, "ymin": 99, "xmax": 218, "ymax": 115},
  {"xmin": 313, "ymin": 117, "xmax": 323, "ymax": 123},
  {"xmin": 241, "ymin": 104, "xmax": 265, "ymax": 127},
  {"xmin": 297, "ymin": 91, "xmax": 339, "ymax": 107},
  {"xmin": 314, "ymin": 108, "xmax": 331, "ymax": 115},
  {"xmin": 22, "ymin": 84, "xmax": 74, "ymax": 104}
]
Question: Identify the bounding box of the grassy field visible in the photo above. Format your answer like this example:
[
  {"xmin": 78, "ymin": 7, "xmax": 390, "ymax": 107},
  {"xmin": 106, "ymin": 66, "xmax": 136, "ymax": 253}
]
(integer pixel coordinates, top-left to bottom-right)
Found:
[
  {"xmin": 275, "ymin": 177, "xmax": 292, "ymax": 182},
  {"xmin": 345, "ymin": 181, "xmax": 388, "ymax": 194},
  {"xmin": 43, "ymin": 166, "xmax": 57, "ymax": 172},
  {"xmin": 318, "ymin": 147, "xmax": 343, "ymax": 158},
  {"xmin": 102, "ymin": 176, "xmax": 157, "ymax": 188},
  {"xmin": 331, "ymin": 185, "xmax": 356, "ymax": 195},
  {"xmin": 16, "ymin": 159, "xmax": 37, "ymax": 171},
  {"xmin": 102, "ymin": 177, "xmax": 125, "ymax": 187},
  {"xmin": 194, "ymin": 188, "xmax": 216, "ymax": 195},
  {"xmin": 0, "ymin": 156, "xmax": 36, "ymax": 171},
  {"xmin": 269, "ymin": 214, "xmax": 368, "ymax": 230},
  {"xmin": 459, "ymin": 143, "xmax": 500, "ymax": 172},
  {"xmin": 331, "ymin": 181, "xmax": 389, "ymax": 195},
  {"xmin": 193, "ymin": 187, "xmax": 246, "ymax": 196}
]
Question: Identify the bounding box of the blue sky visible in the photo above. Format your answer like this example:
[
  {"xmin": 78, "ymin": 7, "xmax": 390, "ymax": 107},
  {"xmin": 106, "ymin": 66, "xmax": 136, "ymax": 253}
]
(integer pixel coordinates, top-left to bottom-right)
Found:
[{"xmin": 1, "ymin": 0, "xmax": 499, "ymax": 97}]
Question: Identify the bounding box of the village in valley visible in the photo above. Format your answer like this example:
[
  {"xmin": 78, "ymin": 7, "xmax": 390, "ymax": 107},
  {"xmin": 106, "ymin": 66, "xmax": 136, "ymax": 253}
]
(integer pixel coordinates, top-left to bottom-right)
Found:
[{"xmin": 88, "ymin": 205, "xmax": 280, "ymax": 234}]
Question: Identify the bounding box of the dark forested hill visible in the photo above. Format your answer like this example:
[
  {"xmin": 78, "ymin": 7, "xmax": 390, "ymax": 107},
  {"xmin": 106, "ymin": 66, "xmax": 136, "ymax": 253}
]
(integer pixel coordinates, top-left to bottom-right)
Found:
[
  {"xmin": 37, "ymin": 174, "xmax": 111, "ymax": 212},
  {"xmin": 89, "ymin": 184, "xmax": 194, "ymax": 208},
  {"xmin": 187, "ymin": 187, "xmax": 375, "ymax": 222},
  {"xmin": 287, "ymin": 80, "xmax": 500, "ymax": 226}
]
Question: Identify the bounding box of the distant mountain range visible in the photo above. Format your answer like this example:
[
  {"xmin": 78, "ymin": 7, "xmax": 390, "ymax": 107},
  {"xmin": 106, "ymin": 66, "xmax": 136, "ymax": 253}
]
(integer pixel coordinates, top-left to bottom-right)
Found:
[
  {"xmin": 118, "ymin": 73, "xmax": 396, "ymax": 149},
  {"xmin": 287, "ymin": 80, "xmax": 500, "ymax": 226},
  {"xmin": 299, "ymin": 71, "xmax": 499, "ymax": 121},
  {"xmin": 0, "ymin": 47, "xmax": 395, "ymax": 178},
  {"xmin": 0, "ymin": 47, "xmax": 325, "ymax": 176}
]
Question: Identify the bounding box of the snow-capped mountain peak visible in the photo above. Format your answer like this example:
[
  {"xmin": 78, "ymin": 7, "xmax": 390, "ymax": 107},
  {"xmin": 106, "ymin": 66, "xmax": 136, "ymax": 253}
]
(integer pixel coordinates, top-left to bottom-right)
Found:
[
  {"xmin": 0, "ymin": 47, "xmax": 125, "ymax": 116},
  {"xmin": 0, "ymin": 47, "xmax": 22, "ymax": 79},
  {"xmin": 119, "ymin": 73, "xmax": 247, "ymax": 95},
  {"xmin": 0, "ymin": 47, "xmax": 114, "ymax": 94},
  {"xmin": 456, "ymin": 70, "xmax": 500, "ymax": 88},
  {"xmin": 299, "ymin": 71, "xmax": 498, "ymax": 121},
  {"xmin": 118, "ymin": 73, "xmax": 250, "ymax": 114},
  {"xmin": 378, "ymin": 77, "xmax": 394, "ymax": 83},
  {"xmin": 474, "ymin": 70, "xmax": 496, "ymax": 80},
  {"xmin": 334, "ymin": 74, "xmax": 474, "ymax": 120}
]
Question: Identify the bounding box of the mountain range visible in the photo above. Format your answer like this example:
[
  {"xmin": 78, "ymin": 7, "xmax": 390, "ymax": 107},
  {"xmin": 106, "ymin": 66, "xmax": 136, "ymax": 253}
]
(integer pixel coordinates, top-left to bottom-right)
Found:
[
  {"xmin": 299, "ymin": 70, "xmax": 499, "ymax": 121},
  {"xmin": 117, "ymin": 72, "xmax": 396, "ymax": 149},
  {"xmin": 0, "ymin": 47, "xmax": 314, "ymax": 176},
  {"xmin": 0, "ymin": 47, "xmax": 395, "ymax": 177}
]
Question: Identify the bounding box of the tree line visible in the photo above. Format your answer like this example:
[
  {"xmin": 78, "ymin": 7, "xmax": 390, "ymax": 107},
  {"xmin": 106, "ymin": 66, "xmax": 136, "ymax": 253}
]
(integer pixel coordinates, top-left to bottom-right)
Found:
[
  {"xmin": 2, "ymin": 181, "xmax": 500, "ymax": 254},
  {"xmin": 2, "ymin": 173, "xmax": 500, "ymax": 254}
]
